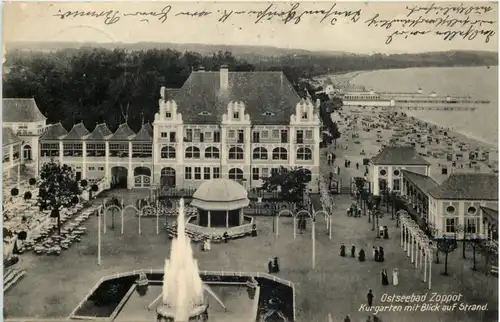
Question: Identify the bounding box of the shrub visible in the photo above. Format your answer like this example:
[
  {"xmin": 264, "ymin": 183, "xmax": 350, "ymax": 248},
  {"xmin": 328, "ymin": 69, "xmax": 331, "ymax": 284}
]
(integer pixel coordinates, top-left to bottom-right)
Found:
[
  {"xmin": 71, "ymin": 196, "xmax": 80, "ymax": 204},
  {"xmin": 91, "ymin": 184, "xmax": 99, "ymax": 192},
  {"xmin": 23, "ymin": 191, "xmax": 32, "ymax": 200},
  {"xmin": 10, "ymin": 188, "xmax": 19, "ymax": 196},
  {"xmin": 29, "ymin": 178, "xmax": 36, "ymax": 186},
  {"xmin": 80, "ymin": 179, "xmax": 88, "ymax": 187}
]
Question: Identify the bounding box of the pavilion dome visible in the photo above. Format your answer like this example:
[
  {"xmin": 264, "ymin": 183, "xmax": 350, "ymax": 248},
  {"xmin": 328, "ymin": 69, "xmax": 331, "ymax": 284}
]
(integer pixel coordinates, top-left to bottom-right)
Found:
[{"xmin": 191, "ymin": 179, "xmax": 250, "ymax": 211}]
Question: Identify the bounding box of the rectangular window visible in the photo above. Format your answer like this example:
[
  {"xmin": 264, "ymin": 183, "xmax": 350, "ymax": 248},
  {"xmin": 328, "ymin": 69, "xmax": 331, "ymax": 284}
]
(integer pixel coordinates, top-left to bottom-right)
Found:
[
  {"xmin": 3, "ymin": 152, "xmax": 10, "ymax": 162},
  {"xmin": 185, "ymin": 167, "xmax": 192, "ymax": 180},
  {"xmin": 465, "ymin": 218, "xmax": 478, "ymax": 234},
  {"xmin": 305, "ymin": 130, "xmax": 313, "ymax": 139},
  {"xmin": 252, "ymin": 168, "xmax": 260, "ymax": 180},
  {"xmin": 63, "ymin": 143, "xmax": 83, "ymax": 157},
  {"xmin": 204, "ymin": 167, "xmax": 211, "ymax": 180},
  {"xmin": 262, "ymin": 130, "xmax": 269, "ymax": 139},
  {"xmin": 98, "ymin": 167, "xmax": 104, "ymax": 171},
  {"xmin": 185, "ymin": 129, "xmax": 193, "ymax": 142},
  {"xmin": 262, "ymin": 167, "xmax": 269, "ymax": 178},
  {"xmin": 169, "ymin": 132, "xmax": 176, "ymax": 142},
  {"xmin": 194, "ymin": 129, "xmax": 201, "ymax": 139},
  {"xmin": 132, "ymin": 143, "xmax": 152, "ymax": 158},
  {"xmin": 213, "ymin": 167, "xmax": 220, "ymax": 179},
  {"xmin": 88, "ymin": 166, "xmax": 95, "ymax": 171},
  {"xmin": 161, "ymin": 132, "xmax": 168, "ymax": 138},
  {"xmin": 272, "ymin": 129, "xmax": 279, "ymax": 138},
  {"xmin": 445, "ymin": 218, "xmax": 457, "ymax": 233},
  {"xmin": 393, "ymin": 179, "xmax": 401, "ymax": 191},
  {"xmin": 296, "ymin": 130, "xmax": 304, "ymax": 144},
  {"xmin": 228, "ymin": 130, "xmax": 235, "ymax": 139},
  {"xmin": 194, "ymin": 167, "xmax": 201, "ymax": 180},
  {"xmin": 41, "ymin": 143, "xmax": 60, "ymax": 157},
  {"xmin": 281, "ymin": 130, "xmax": 288, "ymax": 143},
  {"xmin": 109, "ymin": 143, "xmax": 129, "ymax": 158},
  {"xmin": 301, "ymin": 112, "xmax": 308, "ymax": 120},
  {"xmin": 166, "ymin": 112, "xmax": 172, "ymax": 118},
  {"xmin": 205, "ymin": 132, "xmax": 212, "ymax": 140},
  {"xmin": 252, "ymin": 131, "xmax": 260, "ymax": 143},
  {"xmin": 86, "ymin": 143, "xmax": 105, "ymax": 157},
  {"xmin": 233, "ymin": 112, "xmax": 239, "ymax": 119},
  {"xmin": 214, "ymin": 131, "xmax": 221, "ymax": 143}
]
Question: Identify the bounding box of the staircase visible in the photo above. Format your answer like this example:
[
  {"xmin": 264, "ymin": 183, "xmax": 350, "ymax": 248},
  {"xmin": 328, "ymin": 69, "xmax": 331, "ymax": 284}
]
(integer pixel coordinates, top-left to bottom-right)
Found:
[
  {"xmin": 339, "ymin": 185, "xmax": 351, "ymax": 195},
  {"xmin": 4, "ymin": 268, "xmax": 26, "ymax": 292}
]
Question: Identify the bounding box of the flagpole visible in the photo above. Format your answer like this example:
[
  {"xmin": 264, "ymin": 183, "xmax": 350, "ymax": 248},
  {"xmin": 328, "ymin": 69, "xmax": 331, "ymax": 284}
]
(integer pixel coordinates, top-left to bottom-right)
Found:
[{"xmin": 98, "ymin": 210, "xmax": 101, "ymax": 265}]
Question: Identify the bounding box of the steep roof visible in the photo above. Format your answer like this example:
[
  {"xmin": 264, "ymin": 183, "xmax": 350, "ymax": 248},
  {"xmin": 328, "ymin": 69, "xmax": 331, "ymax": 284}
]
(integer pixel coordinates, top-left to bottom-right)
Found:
[
  {"xmin": 62, "ymin": 123, "xmax": 89, "ymax": 141},
  {"xmin": 40, "ymin": 123, "xmax": 68, "ymax": 140},
  {"xmin": 429, "ymin": 173, "xmax": 498, "ymax": 200},
  {"xmin": 143, "ymin": 123, "xmax": 153, "ymax": 136},
  {"xmin": 86, "ymin": 123, "xmax": 112, "ymax": 141},
  {"xmin": 401, "ymin": 170, "xmax": 439, "ymax": 194},
  {"xmin": 372, "ymin": 146, "xmax": 430, "ymax": 166},
  {"xmin": 3, "ymin": 98, "xmax": 46, "ymax": 123},
  {"xmin": 481, "ymin": 206, "xmax": 498, "ymax": 222},
  {"xmin": 3, "ymin": 127, "xmax": 21, "ymax": 146},
  {"xmin": 166, "ymin": 88, "xmax": 180, "ymax": 100},
  {"xmin": 109, "ymin": 123, "xmax": 135, "ymax": 141},
  {"xmin": 173, "ymin": 71, "xmax": 301, "ymax": 125},
  {"xmin": 131, "ymin": 124, "xmax": 153, "ymax": 141}
]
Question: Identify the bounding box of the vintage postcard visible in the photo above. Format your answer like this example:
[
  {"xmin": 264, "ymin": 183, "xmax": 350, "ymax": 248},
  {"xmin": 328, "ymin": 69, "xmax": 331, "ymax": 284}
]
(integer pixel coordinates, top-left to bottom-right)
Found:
[{"xmin": 2, "ymin": 1, "xmax": 499, "ymax": 322}]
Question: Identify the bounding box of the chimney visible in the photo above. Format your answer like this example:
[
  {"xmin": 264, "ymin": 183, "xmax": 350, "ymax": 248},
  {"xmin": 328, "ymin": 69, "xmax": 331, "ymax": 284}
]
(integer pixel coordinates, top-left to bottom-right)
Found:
[{"xmin": 220, "ymin": 65, "xmax": 228, "ymax": 90}]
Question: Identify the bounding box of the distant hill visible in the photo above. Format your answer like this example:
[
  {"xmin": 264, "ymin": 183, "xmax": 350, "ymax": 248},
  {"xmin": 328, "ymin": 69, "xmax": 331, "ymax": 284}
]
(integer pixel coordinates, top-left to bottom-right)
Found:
[{"xmin": 6, "ymin": 41, "xmax": 353, "ymax": 58}]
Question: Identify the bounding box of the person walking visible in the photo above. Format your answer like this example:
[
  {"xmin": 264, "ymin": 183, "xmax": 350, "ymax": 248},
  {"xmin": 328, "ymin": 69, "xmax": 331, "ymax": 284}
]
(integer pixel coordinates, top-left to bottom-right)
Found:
[
  {"xmin": 351, "ymin": 245, "xmax": 356, "ymax": 258},
  {"xmin": 367, "ymin": 290, "xmax": 374, "ymax": 307}
]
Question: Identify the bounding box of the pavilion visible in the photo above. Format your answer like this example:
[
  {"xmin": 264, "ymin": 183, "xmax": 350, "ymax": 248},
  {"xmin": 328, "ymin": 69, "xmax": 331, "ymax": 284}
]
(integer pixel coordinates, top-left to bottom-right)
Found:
[{"xmin": 187, "ymin": 179, "xmax": 254, "ymax": 239}]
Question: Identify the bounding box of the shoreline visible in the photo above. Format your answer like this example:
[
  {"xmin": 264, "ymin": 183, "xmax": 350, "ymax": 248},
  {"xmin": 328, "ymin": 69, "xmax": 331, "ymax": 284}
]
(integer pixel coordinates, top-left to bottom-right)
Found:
[{"xmin": 322, "ymin": 67, "xmax": 497, "ymax": 152}]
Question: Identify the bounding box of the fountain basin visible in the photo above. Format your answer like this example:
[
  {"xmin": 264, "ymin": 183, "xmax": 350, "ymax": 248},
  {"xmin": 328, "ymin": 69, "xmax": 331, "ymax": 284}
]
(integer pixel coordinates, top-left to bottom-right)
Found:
[{"xmin": 156, "ymin": 304, "xmax": 208, "ymax": 322}]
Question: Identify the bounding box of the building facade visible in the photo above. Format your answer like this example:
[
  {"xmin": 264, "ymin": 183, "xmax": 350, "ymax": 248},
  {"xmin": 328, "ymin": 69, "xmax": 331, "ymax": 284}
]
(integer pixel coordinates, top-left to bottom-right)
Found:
[
  {"xmin": 3, "ymin": 98, "xmax": 48, "ymax": 179},
  {"xmin": 371, "ymin": 146, "xmax": 431, "ymax": 195},
  {"xmin": 35, "ymin": 67, "xmax": 321, "ymax": 192}
]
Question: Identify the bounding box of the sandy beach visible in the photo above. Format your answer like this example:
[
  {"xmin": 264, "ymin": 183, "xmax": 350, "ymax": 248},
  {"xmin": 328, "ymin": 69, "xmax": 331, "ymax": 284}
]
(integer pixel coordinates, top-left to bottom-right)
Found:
[{"xmin": 325, "ymin": 106, "xmax": 498, "ymax": 187}]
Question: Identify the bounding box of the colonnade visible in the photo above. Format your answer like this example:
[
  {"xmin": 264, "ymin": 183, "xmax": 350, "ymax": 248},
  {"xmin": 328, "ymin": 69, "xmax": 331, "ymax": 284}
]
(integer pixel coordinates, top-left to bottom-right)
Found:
[{"xmin": 399, "ymin": 211, "xmax": 435, "ymax": 289}]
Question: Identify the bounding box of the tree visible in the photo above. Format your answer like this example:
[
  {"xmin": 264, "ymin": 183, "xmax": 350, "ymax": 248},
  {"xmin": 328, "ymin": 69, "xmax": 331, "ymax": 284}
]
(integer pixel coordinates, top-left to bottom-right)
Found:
[
  {"xmin": 436, "ymin": 236, "xmax": 458, "ymax": 276},
  {"xmin": 29, "ymin": 178, "xmax": 36, "ymax": 186},
  {"xmin": 104, "ymin": 196, "xmax": 121, "ymax": 230},
  {"xmin": 38, "ymin": 160, "xmax": 81, "ymax": 235},
  {"xmin": 261, "ymin": 167, "xmax": 309, "ymax": 204},
  {"xmin": 11, "ymin": 188, "xmax": 19, "ymax": 197},
  {"xmin": 80, "ymin": 179, "xmax": 88, "ymax": 188},
  {"xmin": 23, "ymin": 191, "xmax": 32, "ymax": 200}
]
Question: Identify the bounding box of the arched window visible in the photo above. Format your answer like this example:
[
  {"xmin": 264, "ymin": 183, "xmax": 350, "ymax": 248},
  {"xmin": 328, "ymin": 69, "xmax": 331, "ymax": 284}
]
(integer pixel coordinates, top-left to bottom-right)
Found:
[
  {"xmin": 23, "ymin": 145, "xmax": 32, "ymax": 160},
  {"xmin": 204, "ymin": 146, "xmax": 220, "ymax": 159},
  {"xmin": 229, "ymin": 168, "xmax": 244, "ymax": 180},
  {"xmin": 185, "ymin": 146, "xmax": 200, "ymax": 159},
  {"xmin": 272, "ymin": 147, "xmax": 288, "ymax": 160},
  {"xmin": 252, "ymin": 147, "xmax": 268, "ymax": 160},
  {"xmin": 161, "ymin": 146, "xmax": 176, "ymax": 159},
  {"xmin": 297, "ymin": 147, "xmax": 312, "ymax": 160},
  {"xmin": 229, "ymin": 147, "xmax": 244, "ymax": 160}
]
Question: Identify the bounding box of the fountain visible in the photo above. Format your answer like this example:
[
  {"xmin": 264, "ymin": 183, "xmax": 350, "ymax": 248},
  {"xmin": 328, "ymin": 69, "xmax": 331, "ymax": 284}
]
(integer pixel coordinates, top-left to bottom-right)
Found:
[{"xmin": 156, "ymin": 198, "xmax": 209, "ymax": 322}]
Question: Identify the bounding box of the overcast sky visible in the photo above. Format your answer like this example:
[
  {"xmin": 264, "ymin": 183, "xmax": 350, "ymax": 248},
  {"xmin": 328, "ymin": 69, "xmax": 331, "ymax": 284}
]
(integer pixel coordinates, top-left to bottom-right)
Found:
[{"xmin": 4, "ymin": 1, "xmax": 499, "ymax": 54}]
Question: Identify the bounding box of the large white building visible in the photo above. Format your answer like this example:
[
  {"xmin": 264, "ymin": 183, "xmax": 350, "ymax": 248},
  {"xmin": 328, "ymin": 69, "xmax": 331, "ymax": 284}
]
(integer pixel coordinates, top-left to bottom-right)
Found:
[{"xmin": 13, "ymin": 67, "xmax": 322, "ymax": 192}]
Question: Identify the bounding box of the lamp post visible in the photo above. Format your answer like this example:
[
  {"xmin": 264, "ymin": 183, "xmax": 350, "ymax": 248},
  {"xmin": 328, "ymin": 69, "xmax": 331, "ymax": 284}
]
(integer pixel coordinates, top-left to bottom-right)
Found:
[{"xmin": 97, "ymin": 208, "xmax": 102, "ymax": 265}]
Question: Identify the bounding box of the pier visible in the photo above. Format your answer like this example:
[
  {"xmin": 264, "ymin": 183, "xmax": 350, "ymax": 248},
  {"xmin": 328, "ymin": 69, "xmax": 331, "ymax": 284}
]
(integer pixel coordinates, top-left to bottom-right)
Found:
[{"xmin": 392, "ymin": 106, "xmax": 477, "ymax": 111}]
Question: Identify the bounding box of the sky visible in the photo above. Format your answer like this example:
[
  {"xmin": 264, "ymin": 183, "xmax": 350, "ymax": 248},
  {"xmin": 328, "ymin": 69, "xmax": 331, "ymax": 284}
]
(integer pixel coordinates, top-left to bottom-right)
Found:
[{"xmin": 3, "ymin": 1, "xmax": 499, "ymax": 54}]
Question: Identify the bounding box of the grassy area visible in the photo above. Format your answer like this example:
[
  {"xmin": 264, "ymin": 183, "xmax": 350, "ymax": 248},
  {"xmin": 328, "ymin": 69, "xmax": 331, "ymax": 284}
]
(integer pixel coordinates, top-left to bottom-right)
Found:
[{"xmin": 4, "ymin": 190, "xmax": 497, "ymax": 322}]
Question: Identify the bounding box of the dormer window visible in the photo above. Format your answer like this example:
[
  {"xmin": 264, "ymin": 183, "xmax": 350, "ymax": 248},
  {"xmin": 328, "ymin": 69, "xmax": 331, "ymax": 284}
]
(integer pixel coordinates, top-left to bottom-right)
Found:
[
  {"xmin": 198, "ymin": 111, "xmax": 212, "ymax": 116},
  {"xmin": 301, "ymin": 112, "xmax": 308, "ymax": 120},
  {"xmin": 263, "ymin": 111, "xmax": 275, "ymax": 116},
  {"xmin": 233, "ymin": 112, "xmax": 239, "ymax": 119},
  {"xmin": 166, "ymin": 112, "xmax": 172, "ymax": 118}
]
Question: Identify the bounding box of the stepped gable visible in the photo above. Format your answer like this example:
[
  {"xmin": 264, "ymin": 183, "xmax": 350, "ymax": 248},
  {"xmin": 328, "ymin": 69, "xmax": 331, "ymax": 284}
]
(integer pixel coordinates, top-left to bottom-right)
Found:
[
  {"xmin": 3, "ymin": 127, "xmax": 21, "ymax": 146},
  {"xmin": 173, "ymin": 71, "xmax": 301, "ymax": 125},
  {"xmin": 62, "ymin": 123, "xmax": 89, "ymax": 141},
  {"xmin": 429, "ymin": 173, "xmax": 498, "ymax": 200},
  {"xmin": 372, "ymin": 146, "xmax": 430, "ymax": 166},
  {"xmin": 86, "ymin": 123, "xmax": 113, "ymax": 141},
  {"xmin": 131, "ymin": 123, "xmax": 153, "ymax": 141},
  {"xmin": 109, "ymin": 123, "xmax": 135, "ymax": 141},
  {"xmin": 3, "ymin": 98, "xmax": 46, "ymax": 122},
  {"xmin": 40, "ymin": 123, "xmax": 68, "ymax": 140}
]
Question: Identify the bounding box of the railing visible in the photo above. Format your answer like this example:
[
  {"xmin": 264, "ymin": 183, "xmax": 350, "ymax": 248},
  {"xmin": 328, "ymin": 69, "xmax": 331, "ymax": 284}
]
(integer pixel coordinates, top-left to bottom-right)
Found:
[{"xmin": 184, "ymin": 216, "xmax": 254, "ymax": 237}]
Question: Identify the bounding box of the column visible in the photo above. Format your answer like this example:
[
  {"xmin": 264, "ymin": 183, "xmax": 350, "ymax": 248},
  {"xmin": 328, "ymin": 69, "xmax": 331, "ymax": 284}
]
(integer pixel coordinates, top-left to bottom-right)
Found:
[
  {"xmin": 240, "ymin": 208, "xmax": 244, "ymax": 225},
  {"xmin": 128, "ymin": 142, "xmax": 133, "ymax": 188},
  {"xmin": 9, "ymin": 145, "xmax": 14, "ymax": 169},
  {"xmin": 400, "ymin": 224, "xmax": 404, "ymax": 247},
  {"xmin": 407, "ymin": 234, "xmax": 411, "ymax": 257},
  {"xmin": 208, "ymin": 210, "xmax": 211, "ymax": 228},
  {"xmin": 411, "ymin": 235, "xmax": 415, "ymax": 263},
  {"xmin": 403, "ymin": 225, "xmax": 407, "ymax": 251},
  {"xmin": 105, "ymin": 141, "xmax": 110, "ymax": 180},
  {"xmin": 424, "ymin": 252, "xmax": 427, "ymax": 282},
  {"xmin": 59, "ymin": 141, "xmax": 64, "ymax": 164},
  {"xmin": 428, "ymin": 256, "xmax": 432, "ymax": 289},
  {"xmin": 82, "ymin": 142, "xmax": 87, "ymax": 178},
  {"xmin": 244, "ymin": 125, "xmax": 251, "ymax": 183},
  {"xmin": 177, "ymin": 125, "xmax": 184, "ymax": 185},
  {"xmin": 289, "ymin": 126, "xmax": 295, "ymax": 166},
  {"xmin": 220, "ymin": 126, "xmax": 228, "ymax": 179},
  {"xmin": 415, "ymin": 243, "xmax": 419, "ymax": 268},
  {"xmin": 225, "ymin": 211, "xmax": 229, "ymax": 228}
]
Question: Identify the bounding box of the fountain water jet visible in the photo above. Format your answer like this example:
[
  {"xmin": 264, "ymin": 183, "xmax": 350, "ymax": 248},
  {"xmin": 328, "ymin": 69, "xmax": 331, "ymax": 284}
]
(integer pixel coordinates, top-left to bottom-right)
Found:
[{"xmin": 156, "ymin": 198, "xmax": 208, "ymax": 322}]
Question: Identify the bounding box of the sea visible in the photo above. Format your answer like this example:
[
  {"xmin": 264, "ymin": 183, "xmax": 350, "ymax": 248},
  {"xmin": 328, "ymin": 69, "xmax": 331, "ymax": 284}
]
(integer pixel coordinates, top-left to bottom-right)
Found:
[{"xmin": 343, "ymin": 66, "xmax": 498, "ymax": 148}]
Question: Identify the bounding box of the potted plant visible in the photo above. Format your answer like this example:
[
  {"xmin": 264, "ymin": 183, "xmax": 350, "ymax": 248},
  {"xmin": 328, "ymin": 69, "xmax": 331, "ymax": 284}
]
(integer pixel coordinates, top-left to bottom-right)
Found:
[
  {"xmin": 91, "ymin": 184, "xmax": 99, "ymax": 192},
  {"xmin": 80, "ymin": 179, "xmax": 88, "ymax": 189},
  {"xmin": 23, "ymin": 191, "xmax": 32, "ymax": 200},
  {"xmin": 29, "ymin": 178, "xmax": 36, "ymax": 186}
]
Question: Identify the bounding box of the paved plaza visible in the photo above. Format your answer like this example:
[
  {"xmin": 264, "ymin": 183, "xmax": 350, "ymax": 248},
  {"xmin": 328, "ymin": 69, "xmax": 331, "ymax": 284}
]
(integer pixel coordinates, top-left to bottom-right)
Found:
[{"xmin": 4, "ymin": 188, "xmax": 497, "ymax": 322}]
